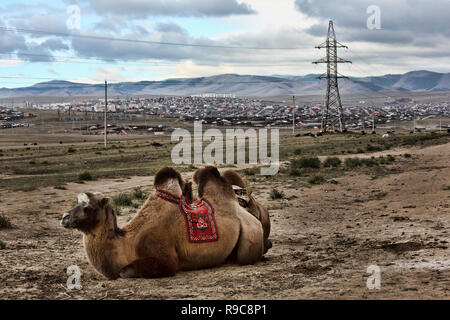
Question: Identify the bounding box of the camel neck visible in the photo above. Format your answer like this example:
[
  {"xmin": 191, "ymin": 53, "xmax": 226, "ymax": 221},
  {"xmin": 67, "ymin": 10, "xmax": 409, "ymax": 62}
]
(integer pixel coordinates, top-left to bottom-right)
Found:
[{"xmin": 83, "ymin": 229, "xmax": 124, "ymax": 279}]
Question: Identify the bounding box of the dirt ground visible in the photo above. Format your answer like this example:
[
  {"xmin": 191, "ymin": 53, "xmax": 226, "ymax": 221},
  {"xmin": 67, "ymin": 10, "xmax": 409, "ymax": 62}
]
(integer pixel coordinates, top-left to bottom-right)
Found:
[{"xmin": 0, "ymin": 143, "xmax": 449, "ymax": 300}]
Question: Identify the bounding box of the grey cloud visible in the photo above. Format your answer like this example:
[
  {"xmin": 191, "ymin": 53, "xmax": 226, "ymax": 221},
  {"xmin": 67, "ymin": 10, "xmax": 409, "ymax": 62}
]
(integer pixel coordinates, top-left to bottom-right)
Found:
[
  {"xmin": 17, "ymin": 44, "xmax": 55, "ymax": 62},
  {"xmin": 70, "ymin": 25, "xmax": 314, "ymax": 65},
  {"xmin": 7, "ymin": 13, "xmax": 69, "ymax": 39},
  {"xmin": 94, "ymin": 17, "xmax": 129, "ymax": 33},
  {"xmin": 155, "ymin": 22, "xmax": 187, "ymax": 34},
  {"xmin": 28, "ymin": 14, "xmax": 69, "ymax": 33},
  {"xmin": 17, "ymin": 38, "xmax": 70, "ymax": 62},
  {"xmin": 0, "ymin": 19, "xmax": 27, "ymax": 53},
  {"xmin": 41, "ymin": 38, "xmax": 70, "ymax": 51},
  {"xmin": 84, "ymin": 0, "xmax": 256, "ymax": 18},
  {"xmin": 295, "ymin": 0, "xmax": 450, "ymax": 44}
]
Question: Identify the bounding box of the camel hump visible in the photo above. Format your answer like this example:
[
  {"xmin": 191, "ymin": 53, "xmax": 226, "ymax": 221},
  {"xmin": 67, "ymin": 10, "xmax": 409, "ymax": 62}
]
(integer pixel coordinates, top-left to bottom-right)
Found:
[
  {"xmin": 194, "ymin": 166, "xmax": 234, "ymax": 198},
  {"xmin": 222, "ymin": 169, "xmax": 247, "ymax": 189},
  {"xmin": 154, "ymin": 167, "xmax": 184, "ymax": 189}
]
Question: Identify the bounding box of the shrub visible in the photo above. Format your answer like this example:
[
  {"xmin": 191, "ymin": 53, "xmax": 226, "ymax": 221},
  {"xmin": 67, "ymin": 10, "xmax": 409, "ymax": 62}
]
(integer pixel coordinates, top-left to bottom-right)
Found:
[
  {"xmin": 323, "ymin": 157, "xmax": 341, "ymax": 168},
  {"xmin": 403, "ymin": 153, "xmax": 412, "ymax": 158},
  {"xmin": 402, "ymin": 133, "xmax": 443, "ymax": 146},
  {"xmin": 78, "ymin": 172, "xmax": 94, "ymax": 181},
  {"xmin": 361, "ymin": 158, "xmax": 379, "ymax": 167},
  {"xmin": 112, "ymin": 193, "xmax": 133, "ymax": 207},
  {"xmin": 243, "ymin": 168, "xmax": 257, "ymax": 176},
  {"xmin": 308, "ymin": 174, "xmax": 325, "ymax": 184},
  {"xmin": 345, "ymin": 158, "xmax": 362, "ymax": 168},
  {"xmin": 133, "ymin": 187, "xmax": 147, "ymax": 200},
  {"xmin": 366, "ymin": 144, "xmax": 382, "ymax": 152},
  {"xmin": 291, "ymin": 157, "xmax": 321, "ymax": 169},
  {"xmin": 0, "ymin": 214, "xmax": 12, "ymax": 229},
  {"xmin": 289, "ymin": 168, "xmax": 304, "ymax": 177},
  {"xmin": 112, "ymin": 205, "xmax": 122, "ymax": 216},
  {"xmin": 67, "ymin": 147, "xmax": 76, "ymax": 153},
  {"xmin": 378, "ymin": 156, "xmax": 388, "ymax": 164},
  {"xmin": 0, "ymin": 240, "xmax": 6, "ymax": 250},
  {"xmin": 270, "ymin": 188, "xmax": 285, "ymax": 200},
  {"xmin": 387, "ymin": 154, "xmax": 396, "ymax": 162},
  {"xmin": 293, "ymin": 148, "xmax": 302, "ymax": 155}
]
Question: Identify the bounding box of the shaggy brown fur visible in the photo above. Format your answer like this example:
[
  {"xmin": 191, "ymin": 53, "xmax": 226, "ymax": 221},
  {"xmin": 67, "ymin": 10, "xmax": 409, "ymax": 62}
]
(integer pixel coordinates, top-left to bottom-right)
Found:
[
  {"xmin": 196, "ymin": 166, "xmax": 234, "ymax": 198},
  {"xmin": 222, "ymin": 169, "xmax": 272, "ymax": 253},
  {"xmin": 182, "ymin": 181, "xmax": 193, "ymax": 204},
  {"xmin": 193, "ymin": 166, "xmax": 264, "ymax": 264},
  {"xmin": 61, "ymin": 166, "xmax": 263, "ymax": 279},
  {"xmin": 154, "ymin": 166, "xmax": 184, "ymax": 189}
]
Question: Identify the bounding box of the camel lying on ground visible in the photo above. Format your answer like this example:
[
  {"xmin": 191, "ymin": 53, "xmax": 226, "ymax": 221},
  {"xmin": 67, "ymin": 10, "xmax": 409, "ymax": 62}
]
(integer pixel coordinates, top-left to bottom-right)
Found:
[
  {"xmin": 221, "ymin": 169, "xmax": 272, "ymax": 253},
  {"xmin": 60, "ymin": 167, "xmax": 264, "ymax": 279}
]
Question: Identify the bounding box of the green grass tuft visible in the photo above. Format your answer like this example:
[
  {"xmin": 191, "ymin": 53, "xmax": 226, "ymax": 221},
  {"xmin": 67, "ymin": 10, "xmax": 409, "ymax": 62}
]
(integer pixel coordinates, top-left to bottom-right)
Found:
[
  {"xmin": 132, "ymin": 187, "xmax": 147, "ymax": 200},
  {"xmin": 269, "ymin": 188, "xmax": 285, "ymax": 200},
  {"xmin": 344, "ymin": 158, "xmax": 363, "ymax": 168},
  {"xmin": 291, "ymin": 157, "xmax": 321, "ymax": 169},
  {"xmin": 0, "ymin": 214, "xmax": 12, "ymax": 229},
  {"xmin": 112, "ymin": 193, "xmax": 133, "ymax": 207},
  {"xmin": 323, "ymin": 157, "xmax": 342, "ymax": 168},
  {"xmin": 78, "ymin": 171, "xmax": 94, "ymax": 181},
  {"xmin": 308, "ymin": 174, "xmax": 326, "ymax": 185}
]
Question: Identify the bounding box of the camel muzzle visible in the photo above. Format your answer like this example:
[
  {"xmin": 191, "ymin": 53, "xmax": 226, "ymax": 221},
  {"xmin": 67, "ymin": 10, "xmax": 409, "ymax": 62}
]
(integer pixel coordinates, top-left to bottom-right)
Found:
[{"xmin": 60, "ymin": 212, "xmax": 74, "ymax": 228}]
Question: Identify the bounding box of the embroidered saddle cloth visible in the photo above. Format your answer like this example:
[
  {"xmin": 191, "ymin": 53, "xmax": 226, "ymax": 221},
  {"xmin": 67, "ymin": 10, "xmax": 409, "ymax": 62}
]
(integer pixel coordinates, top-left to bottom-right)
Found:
[{"xmin": 156, "ymin": 190, "xmax": 219, "ymax": 243}]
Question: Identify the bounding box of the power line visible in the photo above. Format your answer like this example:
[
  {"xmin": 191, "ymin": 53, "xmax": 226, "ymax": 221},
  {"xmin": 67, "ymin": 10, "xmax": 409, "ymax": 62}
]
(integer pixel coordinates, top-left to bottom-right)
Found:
[{"xmin": 0, "ymin": 26, "xmax": 305, "ymax": 51}]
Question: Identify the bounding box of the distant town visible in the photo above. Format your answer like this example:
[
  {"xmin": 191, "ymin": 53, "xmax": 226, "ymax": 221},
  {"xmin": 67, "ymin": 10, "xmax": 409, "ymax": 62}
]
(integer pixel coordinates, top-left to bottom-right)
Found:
[{"xmin": 1, "ymin": 95, "xmax": 449, "ymax": 132}]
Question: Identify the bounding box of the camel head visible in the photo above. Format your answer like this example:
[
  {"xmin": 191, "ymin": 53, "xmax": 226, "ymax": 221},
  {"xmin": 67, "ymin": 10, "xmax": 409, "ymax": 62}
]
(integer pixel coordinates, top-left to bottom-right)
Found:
[
  {"xmin": 154, "ymin": 167, "xmax": 186, "ymax": 197},
  {"xmin": 61, "ymin": 192, "xmax": 121, "ymax": 234},
  {"xmin": 193, "ymin": 166, "xmax": 235, "ymax": 199}
]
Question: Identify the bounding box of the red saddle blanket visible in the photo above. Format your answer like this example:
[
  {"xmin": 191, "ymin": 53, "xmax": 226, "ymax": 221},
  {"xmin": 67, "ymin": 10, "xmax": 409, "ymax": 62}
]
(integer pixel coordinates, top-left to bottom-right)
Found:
[{"xmin": 156, "ymin": 190, "xmax": 219, "ymax": 243}]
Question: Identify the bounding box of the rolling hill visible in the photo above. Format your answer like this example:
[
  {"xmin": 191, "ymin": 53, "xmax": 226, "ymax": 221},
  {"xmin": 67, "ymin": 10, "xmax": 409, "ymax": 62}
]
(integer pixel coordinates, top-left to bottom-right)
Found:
[{"xmin": 0, "ymin": 70, "xmax": 449, "ymax": 98}]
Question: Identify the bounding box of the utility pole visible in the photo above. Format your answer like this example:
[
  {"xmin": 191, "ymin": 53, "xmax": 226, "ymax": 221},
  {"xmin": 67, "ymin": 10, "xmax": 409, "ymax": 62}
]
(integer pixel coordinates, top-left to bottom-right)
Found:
[
  {"xmin": 313, "ymin": 20, "xmax": 351, "ymax": 133},
  {"xmin": 372, "ymin": 113, "xmax": 375, "ymax": 133},
  {"xmin": 361, "ymin": 108, "xmax": 365, "ymax": 132},
  {"xmin": 104, "ymin": 81, "xmax": 108, "ymax": 147},
  {"xmin": 292, "ymin": 96, "xmax": 296, "ymax": 135}
]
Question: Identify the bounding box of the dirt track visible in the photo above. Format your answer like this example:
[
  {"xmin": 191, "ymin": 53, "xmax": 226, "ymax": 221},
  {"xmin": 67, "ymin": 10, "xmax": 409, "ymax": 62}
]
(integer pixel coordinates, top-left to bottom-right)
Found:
[{"xmin": 0, "ymin": 143, "xmax": 449, "ymax": 299}]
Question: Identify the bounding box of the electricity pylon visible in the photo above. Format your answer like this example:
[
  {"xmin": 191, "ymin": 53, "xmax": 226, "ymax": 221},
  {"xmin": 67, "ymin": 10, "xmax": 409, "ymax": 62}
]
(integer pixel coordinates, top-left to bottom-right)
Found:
[{"xmin": 313, "ymin": 20, "xmax": 351, "ymax": 132}]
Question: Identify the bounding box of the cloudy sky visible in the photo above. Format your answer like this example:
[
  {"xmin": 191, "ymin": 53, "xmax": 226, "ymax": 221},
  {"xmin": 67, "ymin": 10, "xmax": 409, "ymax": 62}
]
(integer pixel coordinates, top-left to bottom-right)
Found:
[{"xmin": 0, "ymin": 0, "xmax": 449, "ymax": 87}]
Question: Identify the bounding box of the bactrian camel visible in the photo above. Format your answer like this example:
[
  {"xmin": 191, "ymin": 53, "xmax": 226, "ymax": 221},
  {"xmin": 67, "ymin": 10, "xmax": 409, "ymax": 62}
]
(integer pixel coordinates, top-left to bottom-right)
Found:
[{"xmin": 60, "ymin": 166, "xmax": 264, "ymax": 279}]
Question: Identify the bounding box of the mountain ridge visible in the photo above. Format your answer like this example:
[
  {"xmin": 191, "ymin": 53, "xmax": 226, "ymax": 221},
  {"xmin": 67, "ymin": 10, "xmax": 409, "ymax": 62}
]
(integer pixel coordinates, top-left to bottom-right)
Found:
[{"xmin": 1, "ymin": 70, "xmax": 449, "ymax": 98}]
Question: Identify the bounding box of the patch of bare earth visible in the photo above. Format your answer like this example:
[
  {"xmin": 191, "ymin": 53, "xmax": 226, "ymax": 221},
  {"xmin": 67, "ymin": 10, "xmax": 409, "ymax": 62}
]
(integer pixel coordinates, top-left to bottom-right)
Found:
[{"xmin": 0, "ymin": 143, "xmax": 449, "ymax": 299}]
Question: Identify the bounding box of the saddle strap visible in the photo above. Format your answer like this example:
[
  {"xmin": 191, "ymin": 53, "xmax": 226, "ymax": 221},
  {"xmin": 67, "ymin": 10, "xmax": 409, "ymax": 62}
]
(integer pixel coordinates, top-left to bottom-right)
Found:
[{"xmin": 155, "ymin": 190, "xmax": 181, "ymax": 205}]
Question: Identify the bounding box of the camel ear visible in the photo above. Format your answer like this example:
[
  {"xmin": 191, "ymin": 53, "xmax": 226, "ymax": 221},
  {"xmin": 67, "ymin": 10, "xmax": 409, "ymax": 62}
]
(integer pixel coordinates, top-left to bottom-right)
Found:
[
  {"xmin": 100, "ymin": 197, "xmax": 110, "ymax": 207},
  {"xmin": 77, "ymin": 193, "xmax": 90, "ymax": 207},
  {"xmin": 193, "ymin": 169, "xmax": 200, "ymax": 185}
]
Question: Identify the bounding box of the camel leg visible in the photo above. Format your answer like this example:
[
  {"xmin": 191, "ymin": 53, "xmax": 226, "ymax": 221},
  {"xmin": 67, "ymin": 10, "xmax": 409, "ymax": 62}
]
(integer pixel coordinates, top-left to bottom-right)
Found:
[
  {"xmin": 235, "ymin": 209, "xmax": 264, "ymax": 265},
  {"xmin": 119, "ymin": 256, "xmax": 178, "ymax": 279}
]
